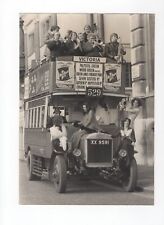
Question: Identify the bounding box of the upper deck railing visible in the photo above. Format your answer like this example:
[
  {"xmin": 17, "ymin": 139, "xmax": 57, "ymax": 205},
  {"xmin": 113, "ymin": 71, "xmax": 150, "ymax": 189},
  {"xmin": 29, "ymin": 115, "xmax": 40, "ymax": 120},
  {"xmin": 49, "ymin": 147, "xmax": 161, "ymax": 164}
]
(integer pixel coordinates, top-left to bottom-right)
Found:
[{"xmin": 24, "ymin": 56, "xmax": 128, "ymax": 100}]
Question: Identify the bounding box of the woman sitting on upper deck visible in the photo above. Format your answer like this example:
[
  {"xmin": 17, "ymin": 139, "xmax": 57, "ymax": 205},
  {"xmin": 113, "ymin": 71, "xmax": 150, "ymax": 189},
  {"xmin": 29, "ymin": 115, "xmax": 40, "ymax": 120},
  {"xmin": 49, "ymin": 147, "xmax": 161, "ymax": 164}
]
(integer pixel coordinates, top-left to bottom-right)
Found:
[
  {"xmin": 45, "ymin": 32, "xmax": 65, "ymax": 61},
  {"xmin": 104, "ymin": 33, "xmax": 126, "ymax": 63},
  {"xmin": 64, "ymin": 31, "xmax": 84, "ymax": 56},
  {"xmin": 83, "ymin": 24, "xmax": 92, "ymax": 42},
  {"xmin": 82, "ymin": 33, "xmax": 103, "ymax": 57}
]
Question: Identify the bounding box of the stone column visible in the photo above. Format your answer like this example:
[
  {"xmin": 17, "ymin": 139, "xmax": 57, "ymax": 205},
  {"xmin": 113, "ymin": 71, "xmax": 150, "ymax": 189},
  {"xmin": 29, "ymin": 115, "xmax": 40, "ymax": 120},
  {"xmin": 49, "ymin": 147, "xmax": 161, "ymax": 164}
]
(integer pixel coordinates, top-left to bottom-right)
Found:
[
  {"xmin": 130, "ymin": 14, "xmax": 146, "ymax": 97},
  {"xmin": 130, "ymin": 14, "xmax": 147, "ymax": 165},
  {"xmin": 130, "ymin": 14, "xmax": 154, "ymax": 165},
  {"xmin": 86, "ymin": 14, "xmax": 94, "ymax": 27},
  {"xmin": 51, "ymin": 13, "xmax": 57, "ymax": 26},
  {"xmin": 97, "ymin": 14, "xmax": 104, "ymax": 41},
  {"xmin": 143, "ymin": 14, "xmax": 154, "ymax": 166}
]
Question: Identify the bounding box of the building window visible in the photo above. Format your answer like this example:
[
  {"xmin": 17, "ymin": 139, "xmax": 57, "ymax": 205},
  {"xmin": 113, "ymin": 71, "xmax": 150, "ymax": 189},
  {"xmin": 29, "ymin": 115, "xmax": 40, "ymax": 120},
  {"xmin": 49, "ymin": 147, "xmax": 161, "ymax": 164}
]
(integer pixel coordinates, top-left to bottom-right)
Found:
[
  {"xmin": 28, "ymin": 33, "xmax": 34, "ymax": 56},
  {"xmin": 25, "ymin": 110, "xmax": 29, "ymax": 128},
  {"xmin": 40, "ymin": 18, "xmax": 50, "ymax": 46},
  {"xmin": 33, "ymin": 108, "xmax": 37, "ymax": 128}
]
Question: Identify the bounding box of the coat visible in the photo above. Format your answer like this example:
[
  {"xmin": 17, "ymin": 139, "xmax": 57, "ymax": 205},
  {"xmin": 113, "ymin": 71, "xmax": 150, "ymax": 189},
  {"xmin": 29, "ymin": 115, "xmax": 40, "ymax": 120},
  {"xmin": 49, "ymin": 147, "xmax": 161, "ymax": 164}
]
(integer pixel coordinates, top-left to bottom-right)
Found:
[
  {"xmin": 104, "ymin": 42, "xmax": 126, "ymax": 62},
  {"xmin": 82, "ymin": 41, "xmax": 103, "ymax": 57}
]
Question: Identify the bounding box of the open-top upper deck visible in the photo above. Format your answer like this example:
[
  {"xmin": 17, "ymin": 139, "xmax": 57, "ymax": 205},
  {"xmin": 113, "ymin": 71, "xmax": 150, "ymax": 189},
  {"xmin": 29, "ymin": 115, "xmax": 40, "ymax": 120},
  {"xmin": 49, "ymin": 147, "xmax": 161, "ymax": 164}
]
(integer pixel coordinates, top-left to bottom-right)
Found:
[{"xmin": 24, "ymin": 56, "xmax": 127, "ymax": 100}]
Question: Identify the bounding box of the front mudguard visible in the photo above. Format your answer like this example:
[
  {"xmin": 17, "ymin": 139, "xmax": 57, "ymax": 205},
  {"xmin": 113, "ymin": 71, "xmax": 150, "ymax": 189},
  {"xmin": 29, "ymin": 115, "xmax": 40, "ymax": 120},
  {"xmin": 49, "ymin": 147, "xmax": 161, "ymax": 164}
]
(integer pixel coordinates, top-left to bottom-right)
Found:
[
  {"xmin": 49, "ymin": 141, "xmax": 67, "ymax": 172},
  {"xmin": 118, "ymin": 148, "xmax": 135, "ymax": 169},
  {"xmin": 117, "ymin": 139, "xmax": 135, "ymax": 168}
]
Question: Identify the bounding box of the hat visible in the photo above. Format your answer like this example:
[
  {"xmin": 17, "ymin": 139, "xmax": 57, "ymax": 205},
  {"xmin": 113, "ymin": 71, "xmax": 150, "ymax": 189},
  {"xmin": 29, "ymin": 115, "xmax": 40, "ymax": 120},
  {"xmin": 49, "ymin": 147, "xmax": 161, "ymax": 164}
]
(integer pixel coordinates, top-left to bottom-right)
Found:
[
  {"xmin": 58, "ymin": 66, "xmax": 69, "ymax": 73},
  {"xmin": 106, "ymin": 69, "xmax": 116, "ymax": 75}
]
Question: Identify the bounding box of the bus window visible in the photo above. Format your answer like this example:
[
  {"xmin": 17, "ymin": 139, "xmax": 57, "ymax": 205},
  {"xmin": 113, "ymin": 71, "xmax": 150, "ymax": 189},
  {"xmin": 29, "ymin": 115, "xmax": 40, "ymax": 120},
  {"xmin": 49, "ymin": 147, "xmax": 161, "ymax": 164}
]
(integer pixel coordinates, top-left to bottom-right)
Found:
[
  {"xmin": 37, "ymin": 107, "xmax": 41, "ymax": 128},
  {"xmin": 49, "ymin": 106, "xmax": 54, "ymax": 117},
  {"xmin": 28, "ymin": 109, "xmax": 32, "ymax": 128},
  {"xmin": 41, "ymin": 106, "xmax": 45, "ymax": 127},
  {"xmin": 25, "ymin": 110, "xmax": 29, "ymax": 128},
  {"xmin": 31, "ymin": 109, "xmax": 34, "ymax": 128}
]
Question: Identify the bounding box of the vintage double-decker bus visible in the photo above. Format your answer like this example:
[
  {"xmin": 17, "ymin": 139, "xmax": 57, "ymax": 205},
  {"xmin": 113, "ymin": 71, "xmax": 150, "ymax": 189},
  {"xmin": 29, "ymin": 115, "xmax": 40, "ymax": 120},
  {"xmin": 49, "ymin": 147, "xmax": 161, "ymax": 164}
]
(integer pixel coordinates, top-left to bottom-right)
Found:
[{"xmin": 24, "ymin": 56, "xmax": 137, "ymax": 193}]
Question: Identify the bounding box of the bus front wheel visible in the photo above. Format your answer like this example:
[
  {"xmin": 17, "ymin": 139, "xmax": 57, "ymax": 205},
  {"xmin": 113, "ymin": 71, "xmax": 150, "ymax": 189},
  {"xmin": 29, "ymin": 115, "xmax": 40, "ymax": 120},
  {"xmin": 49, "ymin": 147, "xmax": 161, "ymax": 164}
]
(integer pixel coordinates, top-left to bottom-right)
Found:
[{"xmin": 52, "ymin": 155, "xmax": 67, "ymax": 193}]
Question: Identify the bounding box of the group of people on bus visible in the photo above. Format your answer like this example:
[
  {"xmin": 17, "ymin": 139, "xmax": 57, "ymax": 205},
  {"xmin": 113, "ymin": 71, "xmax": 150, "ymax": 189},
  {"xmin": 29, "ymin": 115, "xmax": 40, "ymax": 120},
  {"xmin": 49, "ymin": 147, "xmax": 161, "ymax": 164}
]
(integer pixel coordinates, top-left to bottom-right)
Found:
[
  {"xmin": 44, "ymin": 24, "xmax": 126, "ymax": 63},
  {"xmin": 48, "ymin": 97, "xmax": 142, "ymax": 172}
]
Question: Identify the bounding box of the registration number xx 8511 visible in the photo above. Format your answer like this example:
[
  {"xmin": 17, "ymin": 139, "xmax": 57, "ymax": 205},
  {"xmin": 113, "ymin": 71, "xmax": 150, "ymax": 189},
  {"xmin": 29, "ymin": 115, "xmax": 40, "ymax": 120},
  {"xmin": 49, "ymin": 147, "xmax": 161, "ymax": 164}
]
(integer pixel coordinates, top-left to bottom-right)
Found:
[{"xmin": 90, "ymin": 139, "xmax": 110, "ymax": 145}]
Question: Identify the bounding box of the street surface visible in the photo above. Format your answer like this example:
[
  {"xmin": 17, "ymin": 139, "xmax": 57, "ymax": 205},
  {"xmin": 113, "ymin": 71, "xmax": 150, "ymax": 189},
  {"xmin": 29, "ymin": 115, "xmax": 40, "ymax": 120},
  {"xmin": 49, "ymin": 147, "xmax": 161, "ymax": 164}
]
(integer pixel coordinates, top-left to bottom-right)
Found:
[{"xmin": 19, "ymin": 159, "xmax": 154, "ymax": 205}]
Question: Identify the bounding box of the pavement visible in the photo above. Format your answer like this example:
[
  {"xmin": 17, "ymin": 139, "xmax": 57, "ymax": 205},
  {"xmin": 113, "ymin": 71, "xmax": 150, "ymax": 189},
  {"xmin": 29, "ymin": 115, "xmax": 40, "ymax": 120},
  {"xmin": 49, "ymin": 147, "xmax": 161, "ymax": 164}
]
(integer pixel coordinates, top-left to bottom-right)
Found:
[{"xmin": 137, "ymin": 165, "xmax": 154, "ymax": 192}]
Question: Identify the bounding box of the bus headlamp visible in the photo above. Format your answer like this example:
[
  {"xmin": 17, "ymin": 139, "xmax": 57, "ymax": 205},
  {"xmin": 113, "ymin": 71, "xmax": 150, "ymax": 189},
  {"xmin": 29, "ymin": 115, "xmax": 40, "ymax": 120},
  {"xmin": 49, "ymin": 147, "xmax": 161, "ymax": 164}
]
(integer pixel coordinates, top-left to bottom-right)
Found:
[
  {"xmin": 73, "ymin": 149, "xmax": 81, "ymax": 157},
  {"xmin": 118, "ymin": 149, "xmax": 127, "ymax": 157}
]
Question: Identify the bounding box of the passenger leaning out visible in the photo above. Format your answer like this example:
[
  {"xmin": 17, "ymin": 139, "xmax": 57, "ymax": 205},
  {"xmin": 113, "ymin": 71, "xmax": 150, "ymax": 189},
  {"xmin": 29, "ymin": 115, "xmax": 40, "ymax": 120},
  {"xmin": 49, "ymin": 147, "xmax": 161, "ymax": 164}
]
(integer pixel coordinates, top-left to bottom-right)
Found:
[
  {"xmin": 44, "ymin": 25, "xmax": 60, "ymax": 60},
  {"xmin": 50, "ymin": 115, "xmax": 67, "ymax": 151},
  {"xmin": 45, "ymin": 32, "xmax": 65, "ymax": 61}
]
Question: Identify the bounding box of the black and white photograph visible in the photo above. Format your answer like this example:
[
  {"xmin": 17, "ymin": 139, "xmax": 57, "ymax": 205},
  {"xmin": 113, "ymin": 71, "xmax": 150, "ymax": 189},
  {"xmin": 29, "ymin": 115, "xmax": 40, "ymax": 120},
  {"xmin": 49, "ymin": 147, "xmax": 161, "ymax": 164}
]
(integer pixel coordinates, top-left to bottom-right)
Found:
[
  {"xmin": 1, "ymin": 0, "xmax": 164, "ymax": 224},
  {"xmin": 19, "ymin": 13, "xmax": 154, "ymax": 205}
]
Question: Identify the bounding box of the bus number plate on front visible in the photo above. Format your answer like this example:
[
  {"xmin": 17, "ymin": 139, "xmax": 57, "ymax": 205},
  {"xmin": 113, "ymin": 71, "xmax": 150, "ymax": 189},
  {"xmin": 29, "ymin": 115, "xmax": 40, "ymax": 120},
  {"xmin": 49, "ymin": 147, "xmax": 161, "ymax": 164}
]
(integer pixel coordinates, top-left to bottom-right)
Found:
[
  {"xmin": 89, "ymin": 139, "xmax": 110, "ymax": 145},
  {"xmin": 86, "ymin": 87, "xmax": 102, "ymax": 97}
]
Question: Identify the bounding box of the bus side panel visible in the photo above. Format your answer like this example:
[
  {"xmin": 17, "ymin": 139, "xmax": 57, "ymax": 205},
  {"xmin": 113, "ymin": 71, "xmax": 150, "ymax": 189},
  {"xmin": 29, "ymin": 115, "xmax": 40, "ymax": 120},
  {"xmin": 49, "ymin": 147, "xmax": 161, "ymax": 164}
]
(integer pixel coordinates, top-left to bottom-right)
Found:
[{"xmin": 24, "ymin": 128, "xmax": 52, "ymax": 158}]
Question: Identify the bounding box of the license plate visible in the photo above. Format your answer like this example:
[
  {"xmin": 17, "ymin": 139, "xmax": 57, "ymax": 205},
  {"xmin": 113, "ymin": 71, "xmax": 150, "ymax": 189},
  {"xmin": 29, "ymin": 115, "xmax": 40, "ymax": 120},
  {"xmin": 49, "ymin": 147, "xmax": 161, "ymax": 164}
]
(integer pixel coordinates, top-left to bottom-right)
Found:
[{"xmin": 89, "ymin": 139, "xmax": 110, "ymax": 145}]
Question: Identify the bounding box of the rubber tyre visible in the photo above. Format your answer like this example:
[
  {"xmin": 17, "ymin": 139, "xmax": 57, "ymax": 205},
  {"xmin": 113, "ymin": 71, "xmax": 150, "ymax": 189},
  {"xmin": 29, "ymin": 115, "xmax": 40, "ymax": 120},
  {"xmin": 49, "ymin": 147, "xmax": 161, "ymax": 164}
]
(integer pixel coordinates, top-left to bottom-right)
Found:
[
  {"xmin": 122, "ymin": 158, "xmax": 138, "ymax": 192},
  {"xmin": 27, "ymin": 151, "xmax": 41, "ymax": 181},
  {"xmin": 52, "ymin": 155, "xmax": 67, "ymax": 193}
]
